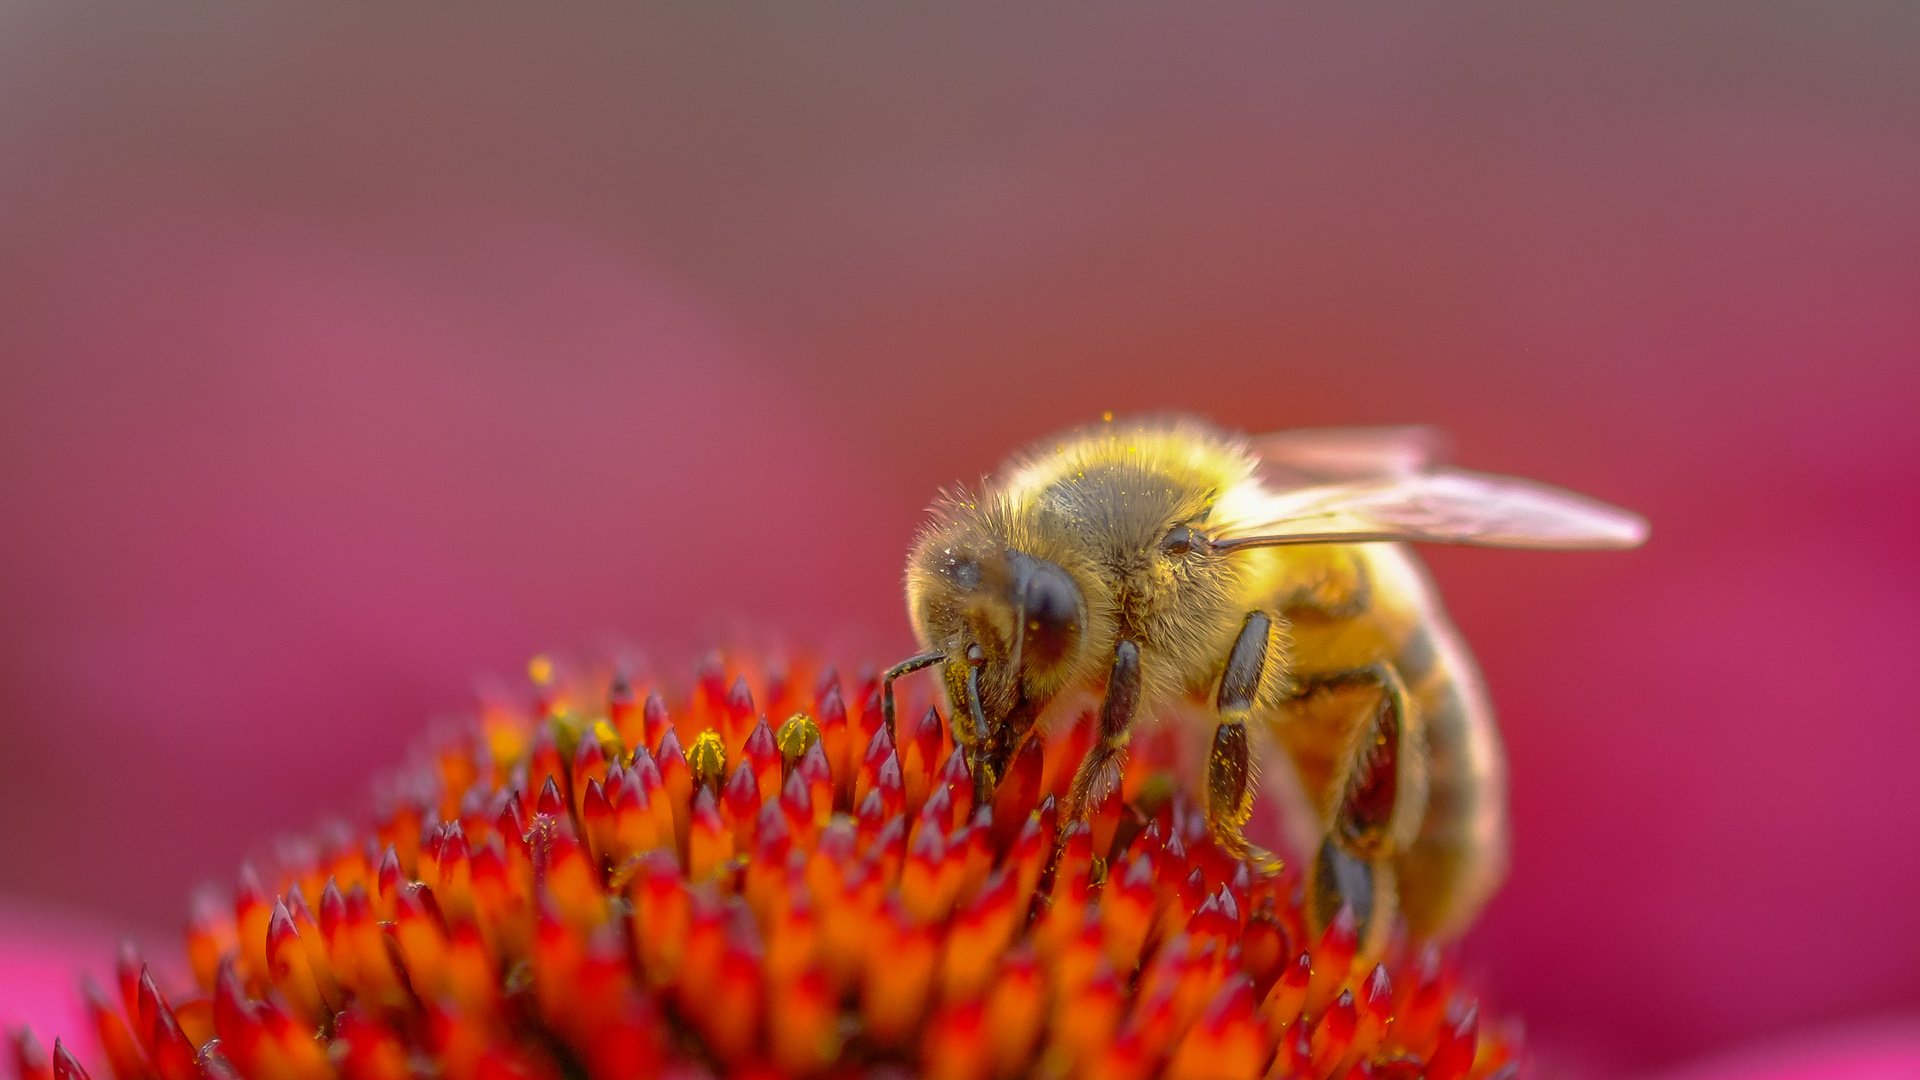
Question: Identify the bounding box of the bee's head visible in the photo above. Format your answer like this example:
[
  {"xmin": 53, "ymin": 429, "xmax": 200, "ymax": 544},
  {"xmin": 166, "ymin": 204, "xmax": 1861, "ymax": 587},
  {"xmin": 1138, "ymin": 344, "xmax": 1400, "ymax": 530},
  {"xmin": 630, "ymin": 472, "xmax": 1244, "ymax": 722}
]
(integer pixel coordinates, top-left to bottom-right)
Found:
[{"xmin": 904, "ymin": 530, "xmax": 1089, "ymax": 794}]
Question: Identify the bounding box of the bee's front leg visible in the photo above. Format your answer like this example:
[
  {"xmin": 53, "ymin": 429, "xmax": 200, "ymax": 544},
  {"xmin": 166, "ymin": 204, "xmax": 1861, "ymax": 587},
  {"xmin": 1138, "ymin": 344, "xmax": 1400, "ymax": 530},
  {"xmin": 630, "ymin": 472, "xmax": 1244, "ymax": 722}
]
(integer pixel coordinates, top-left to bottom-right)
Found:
[
  {"xmin": 1204, "ymin": 611, "xmax": 1283, "ymax": 867},
  {"xmin": 1289, "ymin": 662, "xmax": 1423, "ymax": 948},
  {"xmin": 1064, "ymin": 639, "xmax": 1142, "ymax": 820}
]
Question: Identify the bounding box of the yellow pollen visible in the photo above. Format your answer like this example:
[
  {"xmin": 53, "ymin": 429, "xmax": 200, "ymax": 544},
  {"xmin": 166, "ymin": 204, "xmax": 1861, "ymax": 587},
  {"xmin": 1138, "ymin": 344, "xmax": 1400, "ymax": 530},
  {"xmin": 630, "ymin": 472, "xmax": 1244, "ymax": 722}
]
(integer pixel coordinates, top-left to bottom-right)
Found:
[
  {"xmin": 592, "ymin": 719, "xmax": 621, "ymax": 751},
  {"xmin": 688, "ymin": 729, "xmax": 727, "ymax": 789},
  {"xmin": 776, "ymin": 712, "xmax": 821, "ymax": 761}
]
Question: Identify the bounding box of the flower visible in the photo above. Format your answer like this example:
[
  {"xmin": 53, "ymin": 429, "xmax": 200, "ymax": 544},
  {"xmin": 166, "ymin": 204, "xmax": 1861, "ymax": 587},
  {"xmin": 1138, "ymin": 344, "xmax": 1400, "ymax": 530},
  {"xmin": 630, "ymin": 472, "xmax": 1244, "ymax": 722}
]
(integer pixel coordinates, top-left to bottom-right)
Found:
[{"xmin": 9, "ymin": 653, "xmax": 1522, "ymax": 1080}]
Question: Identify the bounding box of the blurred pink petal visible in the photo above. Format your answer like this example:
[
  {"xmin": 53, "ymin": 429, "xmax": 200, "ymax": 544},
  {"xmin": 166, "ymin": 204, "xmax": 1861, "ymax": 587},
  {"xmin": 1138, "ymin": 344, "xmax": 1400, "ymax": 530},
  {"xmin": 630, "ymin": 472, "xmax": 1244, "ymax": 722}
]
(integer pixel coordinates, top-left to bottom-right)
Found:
[
  {"xmin": 0, "ymin": 903, "xmax": 111, "ymax": 1050},
  {"xmin": 1642, "ymin": 1019, "xmax": 1920, "ymax": 1080}
]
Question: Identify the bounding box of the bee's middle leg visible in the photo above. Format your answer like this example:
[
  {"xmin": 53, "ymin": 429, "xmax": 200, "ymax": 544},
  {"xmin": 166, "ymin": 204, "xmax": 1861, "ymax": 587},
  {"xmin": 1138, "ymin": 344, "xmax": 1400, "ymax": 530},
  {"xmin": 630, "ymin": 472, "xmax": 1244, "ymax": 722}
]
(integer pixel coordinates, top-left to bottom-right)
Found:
[
  {"xmin": 1206, "ymin": 611, "xmax": 1281, "ymax": 866},
  {"xmin": 1064, "ymin": 639, "xmax": 1142, "ymax": 819}
]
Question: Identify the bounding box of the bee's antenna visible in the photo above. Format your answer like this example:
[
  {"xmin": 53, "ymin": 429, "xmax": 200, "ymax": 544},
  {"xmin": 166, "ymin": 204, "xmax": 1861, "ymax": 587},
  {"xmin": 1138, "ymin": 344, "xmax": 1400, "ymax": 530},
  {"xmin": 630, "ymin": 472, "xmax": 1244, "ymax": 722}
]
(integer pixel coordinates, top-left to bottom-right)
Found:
[{"xmin": 881, "ymin": 651, "xmax": 944, "ymax": 741}]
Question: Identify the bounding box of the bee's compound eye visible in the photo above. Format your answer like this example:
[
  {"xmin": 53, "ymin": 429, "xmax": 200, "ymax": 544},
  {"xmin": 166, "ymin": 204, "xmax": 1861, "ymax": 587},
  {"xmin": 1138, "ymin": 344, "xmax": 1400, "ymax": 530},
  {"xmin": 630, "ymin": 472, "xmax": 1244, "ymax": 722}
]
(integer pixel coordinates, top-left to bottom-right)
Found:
[
  {"xmin": 1012, "ymin": 556, "xmax": 1084, "ymax": 673},
  {"xmin": 1160, "ymin": 524, "xmax": 1210, "ymax": 556}
]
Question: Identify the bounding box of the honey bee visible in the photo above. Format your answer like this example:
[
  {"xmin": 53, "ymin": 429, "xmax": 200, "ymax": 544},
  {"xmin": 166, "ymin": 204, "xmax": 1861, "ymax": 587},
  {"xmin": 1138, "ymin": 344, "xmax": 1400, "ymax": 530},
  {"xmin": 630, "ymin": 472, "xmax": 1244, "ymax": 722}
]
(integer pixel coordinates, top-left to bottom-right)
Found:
[{"xmin": 888, "ymin": 416, "xmax": 1646, "ymax": 942}]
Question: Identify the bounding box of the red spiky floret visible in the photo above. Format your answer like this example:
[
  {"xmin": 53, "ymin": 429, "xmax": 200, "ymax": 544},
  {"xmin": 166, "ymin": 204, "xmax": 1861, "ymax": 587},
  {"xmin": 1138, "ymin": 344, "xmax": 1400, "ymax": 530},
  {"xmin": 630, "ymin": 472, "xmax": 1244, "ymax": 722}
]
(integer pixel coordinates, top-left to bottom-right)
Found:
[{"xmin": 13, "ymin": 653, "xmax": 1525, "ymax": 1080}]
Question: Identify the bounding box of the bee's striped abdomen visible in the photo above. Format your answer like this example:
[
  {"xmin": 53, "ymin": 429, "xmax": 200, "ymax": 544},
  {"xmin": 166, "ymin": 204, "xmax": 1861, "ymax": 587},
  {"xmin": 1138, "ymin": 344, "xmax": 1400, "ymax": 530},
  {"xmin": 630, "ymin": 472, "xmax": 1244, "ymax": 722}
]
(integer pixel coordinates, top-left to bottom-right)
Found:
[
  {"xmin": 1264, "ymin": 543, "xmax": 1508, "ymax": 939},
  {"xmin": 1393, "ymin": 613, "xmax": 1507, "ymax": 938}
]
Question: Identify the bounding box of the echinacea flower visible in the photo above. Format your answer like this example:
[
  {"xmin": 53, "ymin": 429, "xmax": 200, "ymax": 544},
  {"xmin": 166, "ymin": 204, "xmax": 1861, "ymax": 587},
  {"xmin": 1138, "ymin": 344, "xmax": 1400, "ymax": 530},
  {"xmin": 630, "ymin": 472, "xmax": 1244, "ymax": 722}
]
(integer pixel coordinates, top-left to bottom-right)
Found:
[{"xmin": 7, "ymin": 653, "xmax": 1522, "ymax": 1080}]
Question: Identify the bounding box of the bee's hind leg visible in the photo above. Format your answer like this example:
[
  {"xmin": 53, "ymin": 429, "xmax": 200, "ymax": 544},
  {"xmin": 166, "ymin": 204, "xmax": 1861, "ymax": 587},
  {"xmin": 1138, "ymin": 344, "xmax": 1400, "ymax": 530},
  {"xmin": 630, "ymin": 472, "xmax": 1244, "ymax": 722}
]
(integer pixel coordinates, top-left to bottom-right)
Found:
[
  {"xmin": 1205, "ymin": 611, "xmax": 1283, "ymax": 870},
  {"xmin": 1290, "ymin": 662, "xmax": 1423, "ymax": 949}
]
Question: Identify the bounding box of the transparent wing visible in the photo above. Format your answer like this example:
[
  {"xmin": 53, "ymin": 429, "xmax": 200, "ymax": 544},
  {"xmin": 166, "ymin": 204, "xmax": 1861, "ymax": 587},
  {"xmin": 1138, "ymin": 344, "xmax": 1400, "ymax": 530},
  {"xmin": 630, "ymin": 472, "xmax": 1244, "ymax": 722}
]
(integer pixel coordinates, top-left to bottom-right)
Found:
[
  {"xmin": 1215, "ymin": 469, "xmax": 1649, "ymax": 551},
  {"xmin": 1247, "ymin": 425, "xmax": 1448, "ymax": 483}
]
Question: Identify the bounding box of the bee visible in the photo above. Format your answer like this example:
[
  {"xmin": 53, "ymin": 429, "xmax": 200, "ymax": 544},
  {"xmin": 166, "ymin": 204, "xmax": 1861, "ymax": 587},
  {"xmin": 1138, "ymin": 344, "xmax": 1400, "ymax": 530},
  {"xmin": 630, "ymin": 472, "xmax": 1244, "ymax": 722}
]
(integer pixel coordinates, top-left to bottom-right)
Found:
[{"xmin": 887, "ymin": 416, "xmax": 1646, "ymax": 942}]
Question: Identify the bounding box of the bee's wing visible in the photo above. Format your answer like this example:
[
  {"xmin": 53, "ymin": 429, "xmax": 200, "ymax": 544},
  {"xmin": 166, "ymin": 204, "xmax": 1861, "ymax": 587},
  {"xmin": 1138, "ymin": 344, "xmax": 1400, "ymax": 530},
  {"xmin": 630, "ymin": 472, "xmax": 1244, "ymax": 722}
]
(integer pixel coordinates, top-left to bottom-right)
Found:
[
  {"xmin": 1247, "ymin": 425, "xmax": 1448, "ymax": 483},
  {"xmin": 1216, "ymin": 469, "xmax": 1649, "ymax": 551}
]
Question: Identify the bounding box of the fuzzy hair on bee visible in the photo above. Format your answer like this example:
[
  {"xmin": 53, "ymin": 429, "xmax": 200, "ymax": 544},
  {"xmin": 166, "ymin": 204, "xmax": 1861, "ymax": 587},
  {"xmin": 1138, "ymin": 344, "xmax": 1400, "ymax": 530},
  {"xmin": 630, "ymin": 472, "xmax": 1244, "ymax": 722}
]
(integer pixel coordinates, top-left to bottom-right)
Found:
[
  {"xmin": 892, "ymin": 414, "xmax": 1645, "ymax": 945},
  {"xmin": 911, "ymin": 420, "xmax": 1292, "ymax": 714}
]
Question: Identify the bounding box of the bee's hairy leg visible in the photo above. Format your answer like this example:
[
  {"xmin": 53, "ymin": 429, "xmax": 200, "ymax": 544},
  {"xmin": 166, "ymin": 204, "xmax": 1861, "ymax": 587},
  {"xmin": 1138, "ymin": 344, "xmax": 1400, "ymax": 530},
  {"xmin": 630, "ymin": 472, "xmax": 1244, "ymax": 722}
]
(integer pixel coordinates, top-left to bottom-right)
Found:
[
  {"xmin": 1310, "ymin": 837, "xmax": 1396, "ymax": 945},
  {"xmin": 1289, "ymin": 661, "xmax": 1420, "ymax": 944},
  {"xmin": 1206, "ymin": 611, "xmax": 1281, "ymax": 868},
  {"xmin": 942, "ymin": 652, "xmax": 997, "ymax": 805},
  {"xmin": 1064, "ymin": 639, "xmax": 1142, "ymax": 820},
  {"xmin": 881, "ymin": 651, "xmax": 945, "ymax": 743}
]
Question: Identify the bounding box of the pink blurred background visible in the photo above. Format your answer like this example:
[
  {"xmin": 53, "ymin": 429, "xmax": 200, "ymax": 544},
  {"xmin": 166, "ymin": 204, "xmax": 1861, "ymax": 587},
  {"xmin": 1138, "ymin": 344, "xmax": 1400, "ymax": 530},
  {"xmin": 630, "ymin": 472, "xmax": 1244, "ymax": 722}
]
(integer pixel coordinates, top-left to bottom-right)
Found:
[{"xmin": 2, "ymin": 7, "xmax": 1916, "ymax": 1075}]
